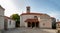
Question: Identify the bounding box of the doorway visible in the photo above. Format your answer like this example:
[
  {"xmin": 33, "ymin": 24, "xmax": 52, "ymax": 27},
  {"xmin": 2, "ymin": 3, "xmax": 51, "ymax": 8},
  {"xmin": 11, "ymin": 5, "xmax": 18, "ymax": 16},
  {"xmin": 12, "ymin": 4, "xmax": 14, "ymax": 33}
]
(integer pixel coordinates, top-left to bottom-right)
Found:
[
  {"xmin": 4, "ymin": 21, "xmax": 8, "ymax": 30},
  {"xmin": 32, "ymin": 22, "xmax": 35, "ymax": 28},
  {"xmin": 28, "ymin": 22, "xmax": 31, "ymax": 27},
  {"xmin": 27, "ymin": 22, "xmax": 39, "ymax": 28}
]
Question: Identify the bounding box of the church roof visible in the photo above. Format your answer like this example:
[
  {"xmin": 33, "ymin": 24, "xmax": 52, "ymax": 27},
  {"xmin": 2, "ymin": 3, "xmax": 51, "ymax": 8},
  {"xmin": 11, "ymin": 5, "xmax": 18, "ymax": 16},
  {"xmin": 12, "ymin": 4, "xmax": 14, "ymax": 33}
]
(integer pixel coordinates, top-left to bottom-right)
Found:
[
  {"xmin": 21, "ymin": 13, "xmax": 43, "ymax": 15},
  {"xmin": 20, "ymin": 13, "xmax": 50, "ymax": 16}
]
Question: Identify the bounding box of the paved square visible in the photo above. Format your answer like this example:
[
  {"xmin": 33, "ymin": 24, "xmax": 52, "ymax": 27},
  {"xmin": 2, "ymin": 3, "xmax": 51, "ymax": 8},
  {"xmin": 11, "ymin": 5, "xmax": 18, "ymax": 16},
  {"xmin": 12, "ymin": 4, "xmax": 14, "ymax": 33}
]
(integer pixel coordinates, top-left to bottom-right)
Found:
[{"xmin": 3, "ymin": 27, "xmax": 57, "ymax": 33}]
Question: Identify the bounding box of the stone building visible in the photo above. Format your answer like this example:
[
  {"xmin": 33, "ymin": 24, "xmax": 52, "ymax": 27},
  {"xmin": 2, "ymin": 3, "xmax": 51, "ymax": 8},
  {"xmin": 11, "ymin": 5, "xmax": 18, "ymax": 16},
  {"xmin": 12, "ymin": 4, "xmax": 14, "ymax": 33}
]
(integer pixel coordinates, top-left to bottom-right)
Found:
[
  {"xmin": 4, "ymin": 16, "xmax": 16, "ymax": 30},
  {"xmin": 0, "ymin": 5, "xmax": 5, "ymax": 33},
  {"xmin": 0, "ymin": 6, "xmax": 5, "ymax": 29},
  {"xmin": 56, "ymin": 22, "xmax": 60, "ymax": 30},
  {"xmin": 20, "ymin": 6, "xmax": 53, "ymax": 28}
]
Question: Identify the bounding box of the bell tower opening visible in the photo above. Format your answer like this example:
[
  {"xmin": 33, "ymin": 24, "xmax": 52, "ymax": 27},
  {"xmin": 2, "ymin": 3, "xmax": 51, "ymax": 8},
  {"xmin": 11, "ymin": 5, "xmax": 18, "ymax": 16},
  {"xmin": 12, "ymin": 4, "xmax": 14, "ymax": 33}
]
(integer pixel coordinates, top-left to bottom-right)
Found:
[{"xmin": 26, "ymin": 6, "xmax": 30, "ymax": 13}]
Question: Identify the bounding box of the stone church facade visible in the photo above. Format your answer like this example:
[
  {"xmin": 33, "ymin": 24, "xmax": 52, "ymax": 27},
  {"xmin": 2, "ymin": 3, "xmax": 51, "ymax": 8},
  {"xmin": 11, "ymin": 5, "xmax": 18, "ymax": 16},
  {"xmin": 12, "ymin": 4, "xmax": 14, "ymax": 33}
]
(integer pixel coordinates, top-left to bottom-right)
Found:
[{"xmin": 20, "ymin": 6, "xmax": 53, "ymax": 28}]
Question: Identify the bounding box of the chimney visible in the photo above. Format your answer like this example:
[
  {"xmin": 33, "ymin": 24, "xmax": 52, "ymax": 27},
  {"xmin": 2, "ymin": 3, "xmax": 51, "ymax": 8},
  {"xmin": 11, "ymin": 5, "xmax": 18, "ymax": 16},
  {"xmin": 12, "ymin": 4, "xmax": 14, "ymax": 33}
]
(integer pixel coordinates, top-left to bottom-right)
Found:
[{"xmin": 26, "ymin": 6, "xmax": 30, "ymax": 13}]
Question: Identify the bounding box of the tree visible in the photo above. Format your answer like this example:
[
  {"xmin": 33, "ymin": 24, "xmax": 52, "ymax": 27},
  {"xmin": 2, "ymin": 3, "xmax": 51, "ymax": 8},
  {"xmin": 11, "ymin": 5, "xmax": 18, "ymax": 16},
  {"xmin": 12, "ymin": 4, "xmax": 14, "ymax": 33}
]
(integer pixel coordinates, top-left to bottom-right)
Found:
[
  {"xmin": 10, "ymin": 14, "xmax": 20, "ymax": 21},
  {"xmin": 10, "ymin": 14, "xmax": 20, "ymax": 27}
]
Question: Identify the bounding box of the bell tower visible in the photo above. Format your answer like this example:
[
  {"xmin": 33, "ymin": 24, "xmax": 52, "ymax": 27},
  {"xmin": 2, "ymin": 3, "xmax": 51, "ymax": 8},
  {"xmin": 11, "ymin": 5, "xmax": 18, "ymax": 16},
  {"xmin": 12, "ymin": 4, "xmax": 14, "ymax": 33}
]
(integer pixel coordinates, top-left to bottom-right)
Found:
[{"xmin": 26, "ymin": 6, "xmax": 30, "ymax": 13}]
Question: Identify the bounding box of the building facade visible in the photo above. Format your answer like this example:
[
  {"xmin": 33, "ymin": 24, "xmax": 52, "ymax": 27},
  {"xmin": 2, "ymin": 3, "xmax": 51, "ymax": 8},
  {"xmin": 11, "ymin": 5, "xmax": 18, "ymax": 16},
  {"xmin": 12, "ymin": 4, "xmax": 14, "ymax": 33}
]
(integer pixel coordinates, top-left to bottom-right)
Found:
[
  {"xmin": 20, "ymin": 6, "xmax": 53, "ymax": 28},
  {"xmin": 56, "ymin": 22, "xmax": 60, "ymax": 30},
  {"xmin": 4, "ymin": 16, "xmax": 16, "ymax": 30},
  {"xmin": 0, "ymin": 5, "xmax": 5, "ymax": 30}
]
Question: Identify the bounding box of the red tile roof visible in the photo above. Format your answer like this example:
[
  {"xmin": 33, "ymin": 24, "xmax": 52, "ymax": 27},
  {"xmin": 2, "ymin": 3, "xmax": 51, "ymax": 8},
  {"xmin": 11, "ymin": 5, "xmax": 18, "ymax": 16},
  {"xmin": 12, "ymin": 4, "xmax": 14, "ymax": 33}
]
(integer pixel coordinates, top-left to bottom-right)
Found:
[
  {"xmin": 21, "ymin": 13, "xmax": 43, "ymax": 15},
  {"xmin": 25, "ymin": 19, "xmax": 39, "ymax": 22},
  {"xmin": 5, "ymin": 16, "xmax": 11, "ymax": 19},
  {"xmin": 4, "ymin": 16, "xmax": 15, "ymax": 20}
]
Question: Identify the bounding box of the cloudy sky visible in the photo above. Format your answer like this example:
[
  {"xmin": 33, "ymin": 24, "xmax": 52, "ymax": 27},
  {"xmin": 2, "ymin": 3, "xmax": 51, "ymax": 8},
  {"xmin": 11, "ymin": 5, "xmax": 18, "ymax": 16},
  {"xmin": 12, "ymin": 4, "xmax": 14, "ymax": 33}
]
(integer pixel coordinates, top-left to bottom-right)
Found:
[{"xmin": 0, "ymin": 0, "xmax": 60, "ymax": 20}]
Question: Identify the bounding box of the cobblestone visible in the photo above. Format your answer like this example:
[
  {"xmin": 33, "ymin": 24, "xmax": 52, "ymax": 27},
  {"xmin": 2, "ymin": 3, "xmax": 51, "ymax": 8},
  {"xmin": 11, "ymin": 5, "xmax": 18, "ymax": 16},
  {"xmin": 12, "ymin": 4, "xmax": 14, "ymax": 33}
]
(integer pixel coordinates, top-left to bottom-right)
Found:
[{"xmin": 3, "ymin": 27, "xmax": 57, "ymax": 33}]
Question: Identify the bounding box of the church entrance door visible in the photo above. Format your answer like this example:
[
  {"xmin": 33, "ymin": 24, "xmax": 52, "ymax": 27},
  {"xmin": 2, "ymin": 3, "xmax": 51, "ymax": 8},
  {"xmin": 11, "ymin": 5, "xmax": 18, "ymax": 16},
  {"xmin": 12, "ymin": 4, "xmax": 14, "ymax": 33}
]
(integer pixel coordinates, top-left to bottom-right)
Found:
[{"xmin": 27, "ymin": 22, "xmax": 39, "ymax": 28}]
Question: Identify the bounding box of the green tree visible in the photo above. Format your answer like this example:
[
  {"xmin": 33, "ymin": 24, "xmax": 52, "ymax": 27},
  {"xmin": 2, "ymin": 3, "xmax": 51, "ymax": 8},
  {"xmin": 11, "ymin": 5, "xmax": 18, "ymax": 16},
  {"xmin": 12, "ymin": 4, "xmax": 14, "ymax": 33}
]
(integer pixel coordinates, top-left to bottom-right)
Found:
[
  {"xmin": 10, "ymin": 14, "xmax": 20, "ymax": 21},
  {"xmin": 10, "ymin": 14, "xmax": 20, "ymax": 27}
]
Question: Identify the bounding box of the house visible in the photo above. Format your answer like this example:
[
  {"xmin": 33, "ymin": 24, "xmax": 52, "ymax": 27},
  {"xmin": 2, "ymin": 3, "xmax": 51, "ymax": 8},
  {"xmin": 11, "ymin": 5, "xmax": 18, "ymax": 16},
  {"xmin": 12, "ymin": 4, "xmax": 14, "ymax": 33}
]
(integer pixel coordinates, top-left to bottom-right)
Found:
[
  {"xmin": 0, "ymin": 5, "xmax": 5, "ymax": 30},
  {"xmin": 4, "ymin": 16, "xmax": 16, "ymax": 30},
  {"xmin": 20, "ymin": 6, "xmax": 53, "ymax": 28},
  {"xmin": 56, "ymin": 22, "xmax": 60, "ymax": 30}
]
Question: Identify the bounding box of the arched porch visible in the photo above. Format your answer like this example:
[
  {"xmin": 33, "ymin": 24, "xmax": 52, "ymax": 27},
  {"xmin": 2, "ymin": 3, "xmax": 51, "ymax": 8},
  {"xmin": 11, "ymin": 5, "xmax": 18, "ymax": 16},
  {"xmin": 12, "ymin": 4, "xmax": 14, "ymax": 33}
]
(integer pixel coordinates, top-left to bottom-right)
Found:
[{"xmin": 25, "ymin": 19, "xmax": 39, "ymax": 28}]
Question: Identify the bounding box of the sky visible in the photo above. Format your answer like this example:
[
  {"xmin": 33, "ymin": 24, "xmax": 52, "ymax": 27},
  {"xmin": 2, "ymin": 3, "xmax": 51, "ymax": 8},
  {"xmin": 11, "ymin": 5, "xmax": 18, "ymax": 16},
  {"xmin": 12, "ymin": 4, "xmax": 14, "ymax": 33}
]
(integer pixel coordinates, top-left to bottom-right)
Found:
[{"xmin": 0, "ymin": 0, "xmax": 60, "ymax": 20}]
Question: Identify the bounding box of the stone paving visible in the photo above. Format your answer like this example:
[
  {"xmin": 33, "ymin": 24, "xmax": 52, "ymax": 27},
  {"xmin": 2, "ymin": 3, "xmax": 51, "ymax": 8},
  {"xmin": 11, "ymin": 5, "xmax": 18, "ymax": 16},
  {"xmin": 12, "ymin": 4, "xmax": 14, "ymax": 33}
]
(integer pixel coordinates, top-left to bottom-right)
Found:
[
  {"xmin": 41, "ymin": 29, "xmax": 57, "ymax": 33},
  {"xmin": 3, "ymin": 27, "xmax": 57, "ymax": 33}
]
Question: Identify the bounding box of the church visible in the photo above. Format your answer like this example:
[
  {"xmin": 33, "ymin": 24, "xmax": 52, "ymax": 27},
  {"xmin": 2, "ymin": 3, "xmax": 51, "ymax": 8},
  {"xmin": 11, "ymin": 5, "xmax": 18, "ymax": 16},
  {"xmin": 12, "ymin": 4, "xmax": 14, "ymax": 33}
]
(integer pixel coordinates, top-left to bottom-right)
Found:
[{"xmin": 20, "ymin": 6, "xmax": 54, "ymax": 28}]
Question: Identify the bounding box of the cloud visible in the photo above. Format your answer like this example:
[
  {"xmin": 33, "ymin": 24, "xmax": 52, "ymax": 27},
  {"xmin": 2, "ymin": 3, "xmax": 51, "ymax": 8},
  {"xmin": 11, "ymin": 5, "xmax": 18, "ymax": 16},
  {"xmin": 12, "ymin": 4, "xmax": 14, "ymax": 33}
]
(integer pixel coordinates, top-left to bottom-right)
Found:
[{"xmin": 0, "ymin": 0, "xmax": 22, "ymax": 17}]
